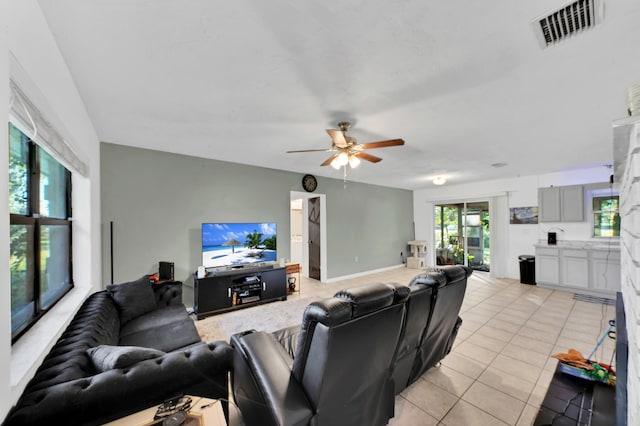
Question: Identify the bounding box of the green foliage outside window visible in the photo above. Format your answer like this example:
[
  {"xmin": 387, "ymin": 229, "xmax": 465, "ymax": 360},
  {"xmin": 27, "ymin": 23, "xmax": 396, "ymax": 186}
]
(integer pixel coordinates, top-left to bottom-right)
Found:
[{"xmin": 593, "ymin": 196, "xmax": 620, "ymax": 237}]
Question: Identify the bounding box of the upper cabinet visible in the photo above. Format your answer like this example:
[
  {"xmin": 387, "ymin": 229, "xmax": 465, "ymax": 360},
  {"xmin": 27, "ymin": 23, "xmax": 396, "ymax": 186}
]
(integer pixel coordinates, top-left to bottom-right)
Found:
[
  {"xmin": 560, "ymin": 185, "xmax": 585, "ymax": 221},
  {"xmin": 538, "ymin": 185, "xmax": 584, "ymax": 222}
]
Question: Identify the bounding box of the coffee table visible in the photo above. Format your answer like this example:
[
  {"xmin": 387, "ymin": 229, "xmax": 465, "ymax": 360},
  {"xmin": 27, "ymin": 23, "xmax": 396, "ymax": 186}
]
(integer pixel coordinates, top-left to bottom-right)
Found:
[{"xmin": 104, "ymin": 396, "xmax": 237, "ymax": 425}]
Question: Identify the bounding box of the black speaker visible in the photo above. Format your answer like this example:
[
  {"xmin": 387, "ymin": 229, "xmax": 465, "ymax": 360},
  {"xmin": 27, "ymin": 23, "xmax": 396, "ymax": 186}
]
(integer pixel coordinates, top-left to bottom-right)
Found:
[
  {"xmin": 547, "ymin": 232, "xmax": 557, "ymax": 245},
  {"xmin": 159, "ymin": 261, "xmax": 174, "ymax": 280}
]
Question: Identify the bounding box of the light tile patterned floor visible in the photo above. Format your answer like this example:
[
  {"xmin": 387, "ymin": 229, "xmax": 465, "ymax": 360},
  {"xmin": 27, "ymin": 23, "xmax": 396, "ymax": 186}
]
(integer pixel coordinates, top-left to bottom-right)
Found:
[{"xmin": 290, "ymin": 267, "xmax": 617, "ymax": 426}]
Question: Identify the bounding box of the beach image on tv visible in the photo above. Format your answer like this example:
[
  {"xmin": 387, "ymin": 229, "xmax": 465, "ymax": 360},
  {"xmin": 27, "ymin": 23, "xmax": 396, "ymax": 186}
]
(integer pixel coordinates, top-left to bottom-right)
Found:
[{"xmin": 202, "ymin": 223, "xmax": 277, "ymax": 268}]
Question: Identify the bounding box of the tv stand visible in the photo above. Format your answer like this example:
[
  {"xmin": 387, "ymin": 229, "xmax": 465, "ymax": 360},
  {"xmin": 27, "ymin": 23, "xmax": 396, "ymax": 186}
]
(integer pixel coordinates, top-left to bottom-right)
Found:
[{"xmin": 193, "ymin": 266, "xmax": 287, "ymax": 319}]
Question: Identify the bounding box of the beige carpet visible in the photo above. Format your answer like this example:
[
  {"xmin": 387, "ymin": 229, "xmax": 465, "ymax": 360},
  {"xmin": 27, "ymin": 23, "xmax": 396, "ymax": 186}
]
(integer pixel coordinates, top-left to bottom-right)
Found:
[{"xmin": 194, "ymin": 297, "xmax": 320, "ymax": 342}]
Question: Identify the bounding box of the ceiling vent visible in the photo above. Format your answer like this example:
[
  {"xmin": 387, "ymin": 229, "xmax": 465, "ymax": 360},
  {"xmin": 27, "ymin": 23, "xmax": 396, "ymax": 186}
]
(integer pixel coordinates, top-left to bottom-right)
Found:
[{"xmin": 532, "ymin": 0, "xmax": 604, "ymax": 48}]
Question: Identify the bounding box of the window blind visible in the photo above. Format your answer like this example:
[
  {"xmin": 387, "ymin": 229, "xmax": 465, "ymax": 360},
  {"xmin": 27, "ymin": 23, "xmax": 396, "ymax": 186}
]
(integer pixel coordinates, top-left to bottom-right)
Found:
[{"xmin": 9, "ymin": 80, "xmax": 88, "ymax": 177}]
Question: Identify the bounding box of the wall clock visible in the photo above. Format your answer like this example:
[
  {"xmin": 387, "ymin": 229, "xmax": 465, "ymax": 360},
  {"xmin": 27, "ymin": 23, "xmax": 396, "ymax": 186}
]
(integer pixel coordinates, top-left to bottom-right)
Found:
[{"xmin": 302, "ymin": 174, "xmax": 318, "ymax": 192}]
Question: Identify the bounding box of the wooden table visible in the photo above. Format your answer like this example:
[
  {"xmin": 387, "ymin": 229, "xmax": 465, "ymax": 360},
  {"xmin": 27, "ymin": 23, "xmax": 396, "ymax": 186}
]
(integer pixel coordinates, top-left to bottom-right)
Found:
[
  {"xmin": 285, "ymin": 262, "xmax": 301, "ymax": 294},
  {"xmin": 105, "ymin": 396, "xmax": 227, "ymax": 426}
]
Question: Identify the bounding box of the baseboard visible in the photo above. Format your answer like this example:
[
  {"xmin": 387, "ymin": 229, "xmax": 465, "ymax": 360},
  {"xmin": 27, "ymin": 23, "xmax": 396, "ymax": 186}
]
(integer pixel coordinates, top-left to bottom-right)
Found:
[{"xmin": 324, "ymin": 264, "xmax": 406, "ymax": 283}]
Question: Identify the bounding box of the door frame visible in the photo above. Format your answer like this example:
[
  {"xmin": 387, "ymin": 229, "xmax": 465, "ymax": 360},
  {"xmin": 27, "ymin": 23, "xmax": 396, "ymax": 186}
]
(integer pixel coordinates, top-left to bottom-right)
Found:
[
  {"xmin": 432, "ymin": 198, "xmax": 493, "ymax": 272},
  {"xmin": 290, "ymin": 191, "xmax": 327, "ymax": 282}
]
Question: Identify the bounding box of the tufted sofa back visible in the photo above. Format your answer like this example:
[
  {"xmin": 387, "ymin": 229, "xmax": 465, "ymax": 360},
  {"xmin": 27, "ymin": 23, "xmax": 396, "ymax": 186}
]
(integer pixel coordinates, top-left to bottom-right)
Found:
[{"xmin": 23, "ymin": 291, "xmax": 120, "ymax": 394}]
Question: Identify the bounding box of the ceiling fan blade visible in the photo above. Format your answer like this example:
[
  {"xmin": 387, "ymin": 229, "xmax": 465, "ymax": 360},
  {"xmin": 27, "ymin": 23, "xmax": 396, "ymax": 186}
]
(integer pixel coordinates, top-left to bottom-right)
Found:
[
  {"xmin": 286, "ymin": 148, "xmax": 330, "ymax": 153},
  {"xmin": 356, "ymin": 139, "xmax": 405, "ymax": 150},
  {"xmin": 320, "ymin": 153, "xmax": 339, "ymax": 166},
  {"xmin": 326, "ymin": 129, "xmax": 348, "ymax": 148},
  {"xmin": 355, "ymin": 151, "xmax": 383, "ymax": 163}
]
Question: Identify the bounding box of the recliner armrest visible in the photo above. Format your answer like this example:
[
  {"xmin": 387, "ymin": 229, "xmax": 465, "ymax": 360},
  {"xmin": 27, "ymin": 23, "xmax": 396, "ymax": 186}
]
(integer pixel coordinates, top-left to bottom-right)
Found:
[{"xmin": 231, "ymin": 331, "xmax": 313, "ymax": 426}]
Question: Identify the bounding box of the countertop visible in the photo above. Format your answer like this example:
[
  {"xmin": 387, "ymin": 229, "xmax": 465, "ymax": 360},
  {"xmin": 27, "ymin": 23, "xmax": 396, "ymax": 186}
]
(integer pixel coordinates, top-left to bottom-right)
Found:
[{"xmin": 534, "ymin": 240, "xmax": 620, "ymax": 251}]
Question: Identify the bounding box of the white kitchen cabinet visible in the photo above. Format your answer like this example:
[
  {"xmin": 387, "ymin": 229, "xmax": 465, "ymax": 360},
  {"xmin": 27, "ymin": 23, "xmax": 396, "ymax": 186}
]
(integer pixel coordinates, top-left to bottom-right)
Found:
[
  {"xmin": 561, "ymin": 249, "xmax": 589, "ymax": 288},
  {"xmin": 560, "ymin": 186, "xmax": 584, "ymax": 222},
  {"xmin": 590, "ymin": 250, "xmax": 621, "ymax": 292},
  {"xmin": 534, "ymin": 243, "xmax": 620, "ymax": 296},
  {"xmin": 535, "ymin": 247, "xmax": 560, "ymax": 284},
  {"xmin": 539, "ymin": 187, "xmax": 561, "ymax": 222},
  {"xmin": 538, "ymin": 185, "xmax": 584, "ymax": 222}
]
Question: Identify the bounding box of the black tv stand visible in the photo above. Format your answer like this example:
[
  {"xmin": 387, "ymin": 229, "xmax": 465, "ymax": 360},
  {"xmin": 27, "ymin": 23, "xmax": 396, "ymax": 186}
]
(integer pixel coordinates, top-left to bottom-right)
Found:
[{"xmin": 193, "ymin": 265, "xmax": 287, "ymax": 319}]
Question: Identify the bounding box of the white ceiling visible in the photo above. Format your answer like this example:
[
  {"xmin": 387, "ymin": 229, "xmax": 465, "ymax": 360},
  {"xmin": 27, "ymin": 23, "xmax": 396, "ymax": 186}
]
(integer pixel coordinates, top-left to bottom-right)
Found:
[{"xmin": 36, "ymin": 0, "xmax": 640, "ymax": 190}]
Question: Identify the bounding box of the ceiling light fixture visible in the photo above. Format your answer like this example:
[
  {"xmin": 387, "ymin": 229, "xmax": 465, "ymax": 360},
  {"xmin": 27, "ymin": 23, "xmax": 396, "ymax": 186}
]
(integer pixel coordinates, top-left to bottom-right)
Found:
[
  {"xmin": 331, "ymin": 152, "xmax": 360, "ymax": 169},
  {"xmin": 433, "ymin": 176, "xmax": 446, "ymax": 185}
]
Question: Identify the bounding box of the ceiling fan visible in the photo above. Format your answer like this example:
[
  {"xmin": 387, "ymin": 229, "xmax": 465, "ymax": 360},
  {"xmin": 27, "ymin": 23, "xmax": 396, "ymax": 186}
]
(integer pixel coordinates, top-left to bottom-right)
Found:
[{"xmin": 286, "ymin": 122, "xmax": 405, "ymax": 169}]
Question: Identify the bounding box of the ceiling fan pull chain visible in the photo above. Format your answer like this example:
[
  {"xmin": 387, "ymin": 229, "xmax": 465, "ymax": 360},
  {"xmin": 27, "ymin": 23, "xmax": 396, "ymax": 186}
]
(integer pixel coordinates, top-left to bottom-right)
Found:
[{"xmin": 343, "ymin": 165, "xmax": 347, "ymax": 188}]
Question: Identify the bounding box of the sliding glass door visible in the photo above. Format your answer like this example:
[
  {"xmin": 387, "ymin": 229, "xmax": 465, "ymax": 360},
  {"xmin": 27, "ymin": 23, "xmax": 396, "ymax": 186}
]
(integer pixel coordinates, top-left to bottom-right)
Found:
[{"xmin": 434, "ymin": 201, "xmax": 490, "ymax": 272}]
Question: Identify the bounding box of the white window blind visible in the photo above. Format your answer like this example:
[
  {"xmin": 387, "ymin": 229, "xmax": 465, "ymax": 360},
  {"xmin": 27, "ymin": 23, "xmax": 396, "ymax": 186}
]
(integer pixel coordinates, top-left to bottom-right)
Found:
[{"xmin": 9, "ymin": 80, "xmax": 88, "ymax": 177}]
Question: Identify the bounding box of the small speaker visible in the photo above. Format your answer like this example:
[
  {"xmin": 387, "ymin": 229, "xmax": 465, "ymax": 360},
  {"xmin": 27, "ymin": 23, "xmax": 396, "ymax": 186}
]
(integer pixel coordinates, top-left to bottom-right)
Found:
[{"xmin": 159, "ymin": 261, "xmax": 174, "ymax": 280}]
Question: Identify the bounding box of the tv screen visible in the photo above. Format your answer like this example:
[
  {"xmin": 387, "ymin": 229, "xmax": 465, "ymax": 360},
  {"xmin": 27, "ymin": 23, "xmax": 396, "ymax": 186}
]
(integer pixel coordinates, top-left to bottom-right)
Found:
[{"xmin": 202, "ymin": 222, "xmax": 277, "ymax": 269}]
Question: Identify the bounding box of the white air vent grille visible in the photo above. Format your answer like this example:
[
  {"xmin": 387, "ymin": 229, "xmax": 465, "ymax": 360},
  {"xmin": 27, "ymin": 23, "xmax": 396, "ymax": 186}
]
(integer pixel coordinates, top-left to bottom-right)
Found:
[{"xmin": 532, "ymin": 0, "xmax": 604, "ymax": 48}]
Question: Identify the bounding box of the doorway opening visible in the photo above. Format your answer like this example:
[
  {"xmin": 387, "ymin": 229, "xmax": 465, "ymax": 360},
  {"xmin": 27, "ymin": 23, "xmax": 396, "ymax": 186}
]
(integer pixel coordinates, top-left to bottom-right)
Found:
[
  {"xmin": 290, "ymin": 191, "xmax": 327, "ymax": 281},
  {"xmin": 434, "ymin": 201, "xmax": 490, "ymax": 272}
]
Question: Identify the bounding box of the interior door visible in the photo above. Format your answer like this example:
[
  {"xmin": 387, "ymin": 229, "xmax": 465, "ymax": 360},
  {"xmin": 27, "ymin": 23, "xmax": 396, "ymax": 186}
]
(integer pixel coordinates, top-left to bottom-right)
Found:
[{"xmin": 308, "ymin": 197, "xmax": 321, "ymax": 280}]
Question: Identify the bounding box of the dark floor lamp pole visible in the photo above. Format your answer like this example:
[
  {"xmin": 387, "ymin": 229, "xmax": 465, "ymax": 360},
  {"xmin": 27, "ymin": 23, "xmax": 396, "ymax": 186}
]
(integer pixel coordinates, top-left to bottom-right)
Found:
[{"xmin": 110, "ymin": 221, "xmax": 114, "ymax": 284}]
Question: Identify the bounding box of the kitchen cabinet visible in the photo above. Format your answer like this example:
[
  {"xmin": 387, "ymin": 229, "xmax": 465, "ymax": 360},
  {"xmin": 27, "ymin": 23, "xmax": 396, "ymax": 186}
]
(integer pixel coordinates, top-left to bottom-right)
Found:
[
  {"xmin": 534, "ymin": 243, "xmax": 620, "ymax": 296},
  {"xmin": 535, "ymin": 247, "xmax": 560, "ymax": 284},
  {"xmin": 538, "ymin": 185, "xmax": 584, "ymax": 222},
  {"xmin": 561, "ymin": 249, "xmax": 589, "ymax": 288},
  {"xmin": 591, "ymin": 250, "xmax": 621, "ymax": 292}
]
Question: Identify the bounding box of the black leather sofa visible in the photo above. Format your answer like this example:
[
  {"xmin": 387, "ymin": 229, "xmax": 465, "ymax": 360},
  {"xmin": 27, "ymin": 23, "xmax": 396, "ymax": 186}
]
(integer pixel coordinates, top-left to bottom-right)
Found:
[
  {"xmin": 230, "ymin": 265, "xmax": 471, "ymax": 426},
  {"xmin": 3, "ymin": 276, "xmax": 233, "ymax": 426},
  {"xmin": 398, "ymin": 265, "xmax": 472, "ymax": 391},
  {"xmin": 231, "ymin": 282, "xmax": 410, "ymax": 426}
]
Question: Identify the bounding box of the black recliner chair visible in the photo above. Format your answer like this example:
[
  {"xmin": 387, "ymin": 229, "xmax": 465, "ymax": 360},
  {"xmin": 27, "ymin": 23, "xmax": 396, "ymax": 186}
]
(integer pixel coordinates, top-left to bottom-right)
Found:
[
  {"xmin": 391, "ymin": 274, "xmax": 440, "ymax": 394},
  {"xmin": 405, "ymin": 265, "xmax": 472, "ymax": 386},
  {"xmin": 230, "ymin": 282, "xmax": 410, "ymax": 426}
]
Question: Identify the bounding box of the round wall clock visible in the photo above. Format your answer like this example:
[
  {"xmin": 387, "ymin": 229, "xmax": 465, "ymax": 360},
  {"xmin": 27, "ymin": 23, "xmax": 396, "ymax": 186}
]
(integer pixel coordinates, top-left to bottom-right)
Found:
[{"xmin": 302, "ymin": 174, "xmax": 318, "ymax": 192}]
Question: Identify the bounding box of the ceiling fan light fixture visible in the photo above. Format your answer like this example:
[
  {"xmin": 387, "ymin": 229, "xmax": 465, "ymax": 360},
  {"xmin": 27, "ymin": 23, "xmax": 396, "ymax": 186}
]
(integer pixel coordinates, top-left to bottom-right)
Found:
[
  {"xmin": 337, "ymin": 151, "xmax": 349, "ymax": 166},
  {"xmin": 330, "ymin": 158, "xmax": 341, "ymax": 169},
  {"xmin": 348, "ymin": 154, "xmax": 360, "ymax": 168},
  {"xmin": 433, "ymin": 176, "xmax": 446, "ymax": 185}
]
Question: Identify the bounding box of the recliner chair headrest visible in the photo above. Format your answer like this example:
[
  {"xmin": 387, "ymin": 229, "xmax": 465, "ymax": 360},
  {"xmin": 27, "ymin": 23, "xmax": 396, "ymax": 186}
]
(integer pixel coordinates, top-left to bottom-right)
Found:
[
  {"xmin": 427, "ymin": 265, "xmax": 473, "ymax": 282},
  {"xmin": 409, "ymin": 272, "xmax": 447, "ymax": 288},
  {"xmin": 334, "ymin": 282, "xmax": 408, "ymax": 318},
  {"xmin": 303, "ymin": 298, "xmax": 353, "ymax": 327}
]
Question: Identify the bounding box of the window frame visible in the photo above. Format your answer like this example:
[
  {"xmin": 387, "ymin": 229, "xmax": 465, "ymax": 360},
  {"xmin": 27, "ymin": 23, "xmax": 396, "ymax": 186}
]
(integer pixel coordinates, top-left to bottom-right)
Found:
[
  {"xmin": 589, "ymin": 187, "xmax": 620, "ymax": 239},
  {"xmin": 9, "ymin": 125, "xmax": 74, "ymax": 343}
]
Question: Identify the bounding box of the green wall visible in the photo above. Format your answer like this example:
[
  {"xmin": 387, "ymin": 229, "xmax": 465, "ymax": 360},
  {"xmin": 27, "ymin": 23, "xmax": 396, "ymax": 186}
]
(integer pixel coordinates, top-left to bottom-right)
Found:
[{"xmin": 100, "ymin": 143, "xmax": 414, "ymax": 302}]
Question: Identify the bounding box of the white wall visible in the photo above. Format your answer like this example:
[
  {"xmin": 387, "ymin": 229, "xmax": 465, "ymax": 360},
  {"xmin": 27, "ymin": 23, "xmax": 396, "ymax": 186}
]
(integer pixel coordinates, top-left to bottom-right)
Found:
[
  {"xmin": 414, "ymin": 167, "xmax": 612, "ymax": 279},
  {"xmin": 2, "ymin": 0, "xmax": 101, "ymax": 418},
  {"xmin": 1, "ymin": 0, "xmax": 12, "ymax": 417}
]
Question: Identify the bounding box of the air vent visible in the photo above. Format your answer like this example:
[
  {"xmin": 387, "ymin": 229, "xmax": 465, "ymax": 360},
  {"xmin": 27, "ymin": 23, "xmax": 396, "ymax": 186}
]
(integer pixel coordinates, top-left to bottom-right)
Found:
[{"xmin": 532, "ymin": 0, "xmax": 604, "ymax": 48}]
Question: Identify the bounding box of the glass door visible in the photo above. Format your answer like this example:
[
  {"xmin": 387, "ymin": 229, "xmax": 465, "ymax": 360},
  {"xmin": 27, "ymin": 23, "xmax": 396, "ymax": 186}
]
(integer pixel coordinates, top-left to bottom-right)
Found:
[{"xmin": 434, "ymin": 201, "xmax": 490, "ymax": 272}]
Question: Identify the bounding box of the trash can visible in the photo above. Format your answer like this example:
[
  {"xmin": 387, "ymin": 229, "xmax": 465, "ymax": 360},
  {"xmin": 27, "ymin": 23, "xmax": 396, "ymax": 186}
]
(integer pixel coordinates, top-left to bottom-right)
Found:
[{"xmin": 518, "ymin": 255, "xmax": 536, "ymax": 284}]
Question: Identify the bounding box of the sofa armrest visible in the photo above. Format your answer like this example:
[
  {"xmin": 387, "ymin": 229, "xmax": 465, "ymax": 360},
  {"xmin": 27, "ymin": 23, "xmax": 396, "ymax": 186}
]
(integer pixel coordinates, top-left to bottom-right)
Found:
[
  {"xmin": 152, "ymin": 281, "xmax": 183, "ymax": 307},
  {"xmin": 231, "ymin": 331, "xmax": 313, "ymax": 426},
  {"xmin": 3, "ymin": 341, "xmax": 232, "ymax": 426}
]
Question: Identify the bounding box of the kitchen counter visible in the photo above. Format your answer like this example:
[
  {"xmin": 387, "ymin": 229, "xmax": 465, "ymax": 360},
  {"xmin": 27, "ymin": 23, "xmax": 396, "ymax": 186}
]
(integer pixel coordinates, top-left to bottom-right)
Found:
[{"xmin": 534, "ymin": 240, "xmax": 620, "ymax": 251}]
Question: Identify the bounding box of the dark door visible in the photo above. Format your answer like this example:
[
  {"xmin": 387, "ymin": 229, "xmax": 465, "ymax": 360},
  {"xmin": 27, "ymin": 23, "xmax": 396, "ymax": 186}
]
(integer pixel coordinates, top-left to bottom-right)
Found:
[{"xmin": 308, "ymin": 197, "xmax": 321, "ymax": 280}]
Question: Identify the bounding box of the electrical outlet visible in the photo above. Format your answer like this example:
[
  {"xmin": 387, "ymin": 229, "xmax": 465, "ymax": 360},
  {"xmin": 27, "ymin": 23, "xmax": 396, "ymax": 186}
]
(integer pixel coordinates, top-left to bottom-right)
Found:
[{"xmin": 355, "ymin": 256, "xmax": 358, "ymax": 263}]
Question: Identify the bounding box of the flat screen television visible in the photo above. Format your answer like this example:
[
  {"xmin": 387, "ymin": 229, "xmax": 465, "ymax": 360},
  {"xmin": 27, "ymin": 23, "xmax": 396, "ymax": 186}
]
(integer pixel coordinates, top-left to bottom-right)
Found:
[{"xmin": 202, "ymin": 222, "xmax": 277, "ymax": 269}]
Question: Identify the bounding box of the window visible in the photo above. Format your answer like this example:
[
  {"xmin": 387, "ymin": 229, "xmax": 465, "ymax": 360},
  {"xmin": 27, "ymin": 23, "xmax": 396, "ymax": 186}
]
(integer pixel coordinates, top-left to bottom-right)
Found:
[
  {"xmin": 593, "ymin": 195, "xmax": 620, "ymax": 237},
  {"xmin": 9, "ymin": 122, "xmax": 73, "ymax": 342}
]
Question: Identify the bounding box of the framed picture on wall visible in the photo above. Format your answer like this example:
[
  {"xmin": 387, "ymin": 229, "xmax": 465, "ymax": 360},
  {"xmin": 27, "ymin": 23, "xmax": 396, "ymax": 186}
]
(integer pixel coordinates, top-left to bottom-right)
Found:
[{"xmin": 510, "ymin": 207, "xmax": 538, "ymax": 224}]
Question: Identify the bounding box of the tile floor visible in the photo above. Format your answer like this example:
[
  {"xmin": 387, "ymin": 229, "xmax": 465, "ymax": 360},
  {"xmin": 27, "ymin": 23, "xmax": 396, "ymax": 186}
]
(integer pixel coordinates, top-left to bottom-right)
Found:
[{"xmin": 287, "ymin": 267, "xmax": 617, "ymax": 426}]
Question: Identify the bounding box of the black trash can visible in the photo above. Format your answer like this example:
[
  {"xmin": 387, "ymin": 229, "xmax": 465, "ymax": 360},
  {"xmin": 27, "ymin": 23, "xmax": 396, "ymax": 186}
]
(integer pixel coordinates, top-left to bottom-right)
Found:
[{"xmin": 518, "ymin": 255, "xmax": 536, "ymax": 284}]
